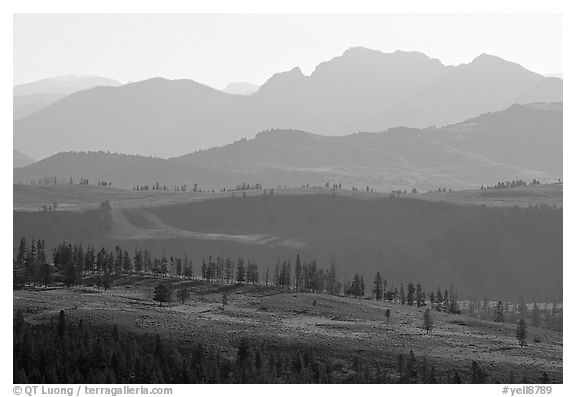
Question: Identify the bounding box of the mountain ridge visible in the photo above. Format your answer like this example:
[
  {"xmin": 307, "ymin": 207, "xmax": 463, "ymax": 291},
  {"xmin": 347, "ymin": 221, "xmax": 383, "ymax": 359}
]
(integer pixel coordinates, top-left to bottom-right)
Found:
[
  {"xmin": 13, "ymin": 75, "xmax": 123, "ymax": 121},
  {"xmin": 14, "ymin": 103, "xmax": 562, "ymax": 191},
  {"xmin": 14, "ymin": 48, "xmax": 562, "ymax": 159}
]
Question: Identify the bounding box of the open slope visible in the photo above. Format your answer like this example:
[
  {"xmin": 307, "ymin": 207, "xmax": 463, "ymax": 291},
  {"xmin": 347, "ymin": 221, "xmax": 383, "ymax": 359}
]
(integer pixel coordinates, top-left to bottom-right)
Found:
[{"xmin": 13, "ymin": 279, "xmax": 563, "ymax": 383}]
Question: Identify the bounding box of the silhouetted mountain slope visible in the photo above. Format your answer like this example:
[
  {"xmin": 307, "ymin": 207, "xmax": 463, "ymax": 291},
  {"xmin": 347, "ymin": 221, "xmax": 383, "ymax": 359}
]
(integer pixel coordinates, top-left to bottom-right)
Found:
[
  {"xmin": 14, "ymin": 48, "xmax": 561, "ymax": 159},
  {"xmin": 13, "ymin": 93, "xmax": 66, "ymax": 120},
  {"xmin": 176, "ymin": 103, "xmax": 562, "ymax": 183},
  {"xmin": 427, "ymin": 103, "xmax": 562, "ymax": 175},
  {"xmin": 14, "ymin": 75, "xmax": 122, "ymax": 96},
  {"xmin": 14, "ymin": 103, "xmax": 561, "ymax": 190},
  {"xmin": 14, "ymin": 78, "xmax": 248, "ymax": 159},
  {"xmin": 177, "ymin": 127, "xmax": 541, "ymax": 188},
  {"xmin": 13, "ymin": 75, "xmax": 122, "ymax": 120},
  {"xmin": 13, "ymin": 149, "xmax": 35, "ymax": 169},
  {"xmin": 14, "ymin": 104, "xmax": 562, "ymax": 191}
]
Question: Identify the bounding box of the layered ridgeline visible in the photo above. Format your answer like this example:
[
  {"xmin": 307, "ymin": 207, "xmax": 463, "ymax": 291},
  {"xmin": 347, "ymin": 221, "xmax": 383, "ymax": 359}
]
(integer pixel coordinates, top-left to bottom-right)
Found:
[
  {"xmin": 14, "ymin": 48, "xmax": 561, "ymax": 159},
  {"xmin": 13, "ymin": 149, "xmax": 35, "ymax": 169},
  {"xmin": 13, "ymin": 103, "xmax": 562, "ymax": 191},
  {"xmin": 13, "ymin": 75, "xmax": 122, "ymax": 121}
]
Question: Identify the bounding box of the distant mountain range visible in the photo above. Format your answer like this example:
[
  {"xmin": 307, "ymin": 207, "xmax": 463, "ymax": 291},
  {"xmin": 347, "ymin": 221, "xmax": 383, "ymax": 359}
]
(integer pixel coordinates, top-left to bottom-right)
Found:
[
  {"xmin": 14, "ymin": 48, "xmax": 562, "ymax": 159},
  {"xmin": 13, "ymin": 103, "xmax": 562, "ymax": 191},
  {"xmin": 13, "ymin": 149, "xmax": 35, "ymax": 169},
  {"xmin": 13, "ymin": 75, "xmax": 122, "ymax": 120},
  {"xmin": 221, "ymin": 82, "xmax": 260, "ymax": 95}
]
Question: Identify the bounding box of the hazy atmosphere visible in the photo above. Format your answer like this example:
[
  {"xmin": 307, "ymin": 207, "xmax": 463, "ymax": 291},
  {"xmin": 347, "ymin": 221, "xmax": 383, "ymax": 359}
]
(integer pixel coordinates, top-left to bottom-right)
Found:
[
  {"xmin": 14, "ymin": 14, "xmax": 562, "ymax": 87},
  {"xmin": 12, "ymin": 13, "xmax": 563, "ymax": 387}
]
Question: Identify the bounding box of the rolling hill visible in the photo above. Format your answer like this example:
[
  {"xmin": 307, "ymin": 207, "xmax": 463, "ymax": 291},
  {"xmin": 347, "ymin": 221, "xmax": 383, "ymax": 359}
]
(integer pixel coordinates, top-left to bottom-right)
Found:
[
  {"xmin": 14, "ymin": 103, "xmax": 562, "ymax": 190},
  {"xmin": 14, "ymin": 48, "xmax": 561, "ymax": 159}
]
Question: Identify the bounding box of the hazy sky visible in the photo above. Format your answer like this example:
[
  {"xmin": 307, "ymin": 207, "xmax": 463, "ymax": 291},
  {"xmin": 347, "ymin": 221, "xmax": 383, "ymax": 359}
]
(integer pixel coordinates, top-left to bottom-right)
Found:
[{"xmin": 14, "ymin": 14, "xmax": 562, "ymax": 88}]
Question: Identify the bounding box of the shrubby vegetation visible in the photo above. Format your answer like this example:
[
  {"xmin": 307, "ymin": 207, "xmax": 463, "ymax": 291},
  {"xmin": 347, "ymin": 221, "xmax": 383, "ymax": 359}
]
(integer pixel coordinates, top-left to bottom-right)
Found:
[{"xmin": 13, "ymin": 310, "xmax": 554, "ymax": 384}]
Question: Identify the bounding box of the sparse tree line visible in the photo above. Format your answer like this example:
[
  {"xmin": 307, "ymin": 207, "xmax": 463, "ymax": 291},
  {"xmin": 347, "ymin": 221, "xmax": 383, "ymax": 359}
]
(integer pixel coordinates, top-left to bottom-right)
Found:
[
  {"xmin": 39, "ymin": 202, "xmax": 58, "ymax": 212},
  {"xmin": 13, "ymin": 310, "xmax": 556, "ymax": 384},
  {"xmin": 13, "ymin": 240, "xmax": 348, "ymax": 297},
  {"xmin": 134, "ymin": 182, "xmax": 171, "ymax": 191},
  {"xmin": 133, "ymin": 182, "xmax": 266, "ymax": 194},
  {"xmin": 466, "ymin": 297, "xmax": 562, "ymax": 333},
  {"xmin": 345, "ymin": 272, "xmax": 462, "ymax": 315},
  {"xmin": 14, "ymin": 237, "xmax": 562, "ymax": 339},
  {"xmin": 386, "ymin": 178, "xmax": 550, "ymax": 196},
  {"xmin": 481, "ymin": 179, "xmax": 541, "ymax": 190},
  {"xmin": 19, "ymin": 176, "xmax": 112, "ymax": 187},
  {"xmin": 432, "ymin": 187, "xmax": 453, "ymax": 193},
  {"xmin": 13, "ymin": 238, "xmax": 195, "ymax": 290},
  {"xmin": 13, "ymin": 238, "xmax": 455, "ymax": 311},
  {"xmin": 14, "ymin": 237, "xmax": 562, "ymax": 323}
]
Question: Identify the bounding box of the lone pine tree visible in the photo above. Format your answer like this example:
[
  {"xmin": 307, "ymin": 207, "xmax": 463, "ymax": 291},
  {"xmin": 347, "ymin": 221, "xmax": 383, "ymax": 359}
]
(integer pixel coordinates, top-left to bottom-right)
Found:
[
  {"xmin": 373, "ymin": 271, "xmax": 383, "ymax": 300},
  {"xmin": 423, "ymin": 309, "xmax": 433, "ymax": 333},
  {"xmin": 153, "ymin": 282, "xmax": 172, "ymax": 306},
  {"xmin": 494, "ymin": 300, "xmax": 505, "ymax": 322},
  {"xmin": 516, "ymin": 318, "xmax": 528, "ymax": 347}
]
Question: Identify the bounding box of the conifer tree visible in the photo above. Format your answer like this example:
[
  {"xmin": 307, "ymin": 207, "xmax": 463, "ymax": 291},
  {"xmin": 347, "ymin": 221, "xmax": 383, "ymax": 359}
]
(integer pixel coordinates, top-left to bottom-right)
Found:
[
  {"xmin": 26, "ymin": 240, "xmax": 38, "ymax": 286},
  {"xmin": 201, "ymin": 259, "xmax": 208, "ymax": 280},
  {"xmin": 294, "ymin": 255, "xmax": 303, "ymax": 290},
  {"xmin": 518, "ymin": 297, "xmax": 528, "ymax": 319},
  {"xmin": 184, "ymin": 258, "xmax": 193, "ymax": 278},
  {"xmin": 40, "ymin": 261, "xmax": 51, "ymax": 288},
  {"xmin": 400, "ymin": 283, "xmax": 406, "ymax": 305},
  {"xmin": 64, "ymin": 252, "xmax": 77, "ymax": 288},
  {"xmin": 236, "ymin": 258, "xmax": 246, "ymax": 283},
  {"xmin": 221, "ymin": 256, "xmax": 231, "ymax": 283},
  {"xmin": 176, "ymin": 258, "xmax": 183, "ymax": 277},
  {"xmin": 516, "ymin": 318, "xmax": 528, "ymax": 347},
  {"xmin": 153, "ymin": 282, "xmax": 172, "ymax": 306},
  {"xmin": 435, "ymin": 287, "xmax": 442, "ymax": 304},
  {"xmin": 531, "ymin": 303, "xmax": 541, "ymax": 327},
  {"xmin": 134, "ymin": 249, "xmax": 144, "ymax": 272},
  {"xmin": 494, "ymin": 301, "xmax": 505, "ymax": 322},
  {"xmin": 415, "ymin": 283, "xmax": 424, "ymax": 307},
  {"xmin": 373, "ymin": 272, "xmax": 383, "ymax": 300},
  {"xmin": 16, "ymin": 237, "xmax": 27, "ymax": 269},
  {"xmin": 326, "ymin": 262, "xmax": 337, "ymax": 295},
  {"xmin": 122, "ymin": 249, "xmax": 132, "ymax": 273},
  {"xmin": 423, "ymin": 308, "xmax": 433, "ymax": 333}
]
